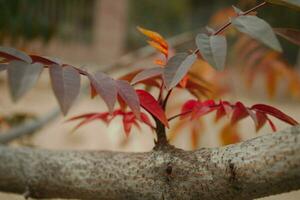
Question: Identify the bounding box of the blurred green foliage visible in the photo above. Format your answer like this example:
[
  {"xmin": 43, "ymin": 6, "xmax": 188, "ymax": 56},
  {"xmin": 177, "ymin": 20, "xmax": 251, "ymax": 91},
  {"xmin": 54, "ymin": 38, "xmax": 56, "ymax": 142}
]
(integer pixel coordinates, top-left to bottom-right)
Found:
[
  {"xmin": 0, "ymin": 0, "xmax": 94, "ymax": 44},
  {"xmin": 0, "ymin": 0, "xmax": 54, "ymax": 43},
  {"xmin": 0, "ymin": 0, "xmax": 298, "ymax": 61}
]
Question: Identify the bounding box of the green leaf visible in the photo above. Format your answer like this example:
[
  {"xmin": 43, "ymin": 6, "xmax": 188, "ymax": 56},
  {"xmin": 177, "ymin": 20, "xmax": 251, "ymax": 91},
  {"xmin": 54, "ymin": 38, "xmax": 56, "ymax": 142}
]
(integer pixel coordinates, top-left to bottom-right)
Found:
[
  {"xmin": 163, "ymin": 53, "xmax": 196, "ymax": 90},
  {"xmin": 196, "ymin": 34, "xmax": 227, "ymax": 71},
  {"xmin": 232, "ymin": 15, "xmax": 282, "ymax": 52},
  {"xmin": 8, "ymin": 60, "xmax": 43, "ymax": 101},
  {"xmin": 232, "ymin": 6, "xmax": 243, "ymax": 14},
  {"xmin": 265, "ymin": 0, "xmax": 300, "ymax": 11},
  {"xmin": 50, "ymin": 65, "xmax": 81, "ymax": 115}
]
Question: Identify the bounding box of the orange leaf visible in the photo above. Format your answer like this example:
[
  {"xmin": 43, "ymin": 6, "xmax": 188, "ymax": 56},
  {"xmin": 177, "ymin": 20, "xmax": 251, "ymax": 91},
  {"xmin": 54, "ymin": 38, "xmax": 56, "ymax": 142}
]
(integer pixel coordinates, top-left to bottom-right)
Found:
[
  {"xmin": 154, "ymin": 59, "xmax": 166, "ymax": 66},
  {"xmin": 147, "ymin": 41, "xmax": 168, "ymax": 58},
  {"xmin": 137, "ymin": 26, "xmax": 168, "ymax": 49},
  {"xmin": 90, "ymin": 82, "xmax": 98, "ymax": 99},
  {"xmin": 220, "ymin": 123, "xmax": 241, "ymax": 146},
  {"xmin": 179, "ymin": 75, "xmax": 189, "ymax": 88},
  {"xmin": 266, "ymin": 69, "xmax": 278, "ymax": 99}
]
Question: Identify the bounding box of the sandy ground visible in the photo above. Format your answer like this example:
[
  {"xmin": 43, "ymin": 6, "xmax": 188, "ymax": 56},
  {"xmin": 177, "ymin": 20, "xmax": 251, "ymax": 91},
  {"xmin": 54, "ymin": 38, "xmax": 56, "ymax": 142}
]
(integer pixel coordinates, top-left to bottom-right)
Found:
[{"xmin": 0, "ymin": 69, "xmax": 299, "ymax": 199}]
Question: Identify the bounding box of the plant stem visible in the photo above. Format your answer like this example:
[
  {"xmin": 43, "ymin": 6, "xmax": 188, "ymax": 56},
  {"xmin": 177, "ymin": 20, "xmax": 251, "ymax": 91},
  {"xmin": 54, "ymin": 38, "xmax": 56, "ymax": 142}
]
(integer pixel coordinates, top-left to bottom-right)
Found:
[
  {"xmin": 154, "ymin": 89, "xmax": 172, "ymax": 148},
  {"xmin": 162, "ymin": 89, "xmax": 173, "ymax": 110},
  {"xmin": 157, "ymin": 81, "xmax": 164, "ymax": 102},
  {"xmin": 168, "ymin": 110, "xmax": 192, "ymax": 122},
  {"xmin": 154, "ymin": 117, "xmax": 168, "ymax": 149},
  {"xmin": 155, "ymin": 1, "xmax": 268, "ymax": 147}
]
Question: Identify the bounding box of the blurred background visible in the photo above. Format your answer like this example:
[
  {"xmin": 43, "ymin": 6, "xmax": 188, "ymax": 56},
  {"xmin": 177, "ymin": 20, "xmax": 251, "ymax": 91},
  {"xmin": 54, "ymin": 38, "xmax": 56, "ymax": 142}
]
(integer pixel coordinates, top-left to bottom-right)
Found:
[{"xmin": 0, "ymin": 0, "xmax": 299, "ymax": 199}]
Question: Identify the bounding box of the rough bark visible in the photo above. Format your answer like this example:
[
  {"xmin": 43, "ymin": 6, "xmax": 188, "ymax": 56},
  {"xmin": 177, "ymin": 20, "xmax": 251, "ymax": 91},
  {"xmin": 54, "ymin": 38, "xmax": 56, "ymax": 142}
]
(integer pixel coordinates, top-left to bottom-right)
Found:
[{"xmin": 0, "ymin": 125, "xmax": 299, "ymax": 200}]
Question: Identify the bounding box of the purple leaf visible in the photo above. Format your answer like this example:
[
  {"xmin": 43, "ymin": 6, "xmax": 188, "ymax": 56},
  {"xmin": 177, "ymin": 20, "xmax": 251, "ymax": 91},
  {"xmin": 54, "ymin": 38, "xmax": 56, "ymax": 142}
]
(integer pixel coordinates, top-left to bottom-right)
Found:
[
  {"xmin": 8, "ymin": 60, "xmax": 43, "ymax": 101},
  {"xmin": 50, "ymin": 64, "xmax": 81, "ymax": 115},
  {"xmin": 0, "ymin": 46, "xmax": 32, "ymax": 63},
  {"xmin": 88, "ymin": 71, "xmax": 117, "ymax": 113},
  {"xmin": 196, "ymin": 34, "xmax": 227, "ymax": 70},
  {"xmin": 116, "ymin": 80, "xmax": 140, "ymax": 118},
  {"xmin": 131, "ymin": 67, "xmax": 163, "ymax": 84},
  {"xmin": 163, "ymin": 53, "xmax": 196, "ymax": 90}
]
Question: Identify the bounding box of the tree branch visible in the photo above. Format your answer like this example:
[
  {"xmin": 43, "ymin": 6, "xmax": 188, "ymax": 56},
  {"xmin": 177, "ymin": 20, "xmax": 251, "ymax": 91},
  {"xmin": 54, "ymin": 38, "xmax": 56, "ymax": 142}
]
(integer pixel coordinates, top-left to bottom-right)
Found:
[
  {"xmin": 0, "ymin": 108, "xmax": 60, "ymax": 144},
  {"xmin": 0, "ymin": 126, "xmax": 299, "ymax": 200}
]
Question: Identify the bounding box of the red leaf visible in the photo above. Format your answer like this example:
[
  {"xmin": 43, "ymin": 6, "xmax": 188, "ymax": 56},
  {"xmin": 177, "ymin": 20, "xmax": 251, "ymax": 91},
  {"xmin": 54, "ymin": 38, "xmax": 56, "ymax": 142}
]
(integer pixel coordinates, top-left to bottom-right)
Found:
[
  {"xmin": 68, "ymin": 112, "xmax": 110, "ymax": 131},
  {"xmin": 267, "ymin": 117, "xmax": 277, "ymax": 132},
  {"xmin": 251, "ymin": 104, "xmax": 298, "ymax": 126},
  {"xmin": 88, "ymin": 71, "xmax": 117, "ymax": 113},
  {"xmin": 255, "ymin": 111, "xmax": 267, "ymax": 132},
  {"xmin": 49, "ymin": 65, "xmax": 81, "ymax": 115},
  {"xmin": 191, "ymin": 100, "xmax": 216, "ymax": 119},
  {"xmin": 136, "ymin": 89, "xmax": 169, "ymax": 128},
  {"xmin": 215, "ymin": 101, "xmax": 231, "ymax": 121},
  {"xmin": 122, "ymin": 112, "xmax": 136, "ymax": 137},
  {"xmin": 140, "ymin": 112, "xmax": 155, "ymax": 129},
  {"xmin": 181, "ymin": 100, "xmax": 198, "ymax": 117},
  {"xmin": 180, "ymin": 100, "xmax": 216, "ymax": 120},
  {"xmin": 116, "ymin": 80, "xmax": 140, "ymax": 118},
  {"xmin": 231, "ymin": 102, "xmax": 249, "ymax": 124}
]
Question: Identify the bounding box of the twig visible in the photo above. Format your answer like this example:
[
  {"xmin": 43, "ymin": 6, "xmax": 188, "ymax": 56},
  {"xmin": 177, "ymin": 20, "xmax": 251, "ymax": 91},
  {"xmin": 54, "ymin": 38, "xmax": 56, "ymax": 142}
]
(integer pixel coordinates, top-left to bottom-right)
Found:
[
  {"xmin": 213, "ymin": 1, "xmax": 267, "ymax": 35},
  {"xmin": 0, "ymin": 109, "xmax": 59, "ymax": 144},
  {"xmin": 168, "ymin": 110, "xmax": 192, "ymax": 122}
]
